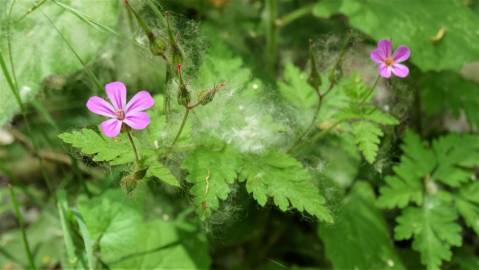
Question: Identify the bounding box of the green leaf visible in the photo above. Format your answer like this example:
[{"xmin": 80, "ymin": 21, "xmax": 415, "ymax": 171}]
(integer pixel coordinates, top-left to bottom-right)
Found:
[
  {"xmin": 319, "ymin": 182, "xmax": 405, "ymax": 270},
  {"xmin": 239, "ymin": 150, "xmax": 333, "ymax": 223},
  {"xmin": 455, "ymin": 182, "xmax": 479, "ymax": 235},
  {"xmin": 181, "ymin": 145, "xmax": 240, "ymax": 218},
  {"xmin": 351, "ymin": 121, "xmax": 382, "ymax": 164},
  {"xmin": 338, "ymin": 76, "xmax": 398, "ymax": 163},
  {"xmin": 313, "ymin": 0, "xmax": 479, "ymax": 71},
  {"xmin": 145, "ymin": 158, "xmax": 180, "ymax": 187},
  {"xmin": 0, "ymin": 0, "xmax": 118, "ymax": 125},
  {"xmin": 378, "ymin": 131, "xmax": 433, "ymax": 209},
  {"xmin": 379, "ymin": 130, "xmax": 479, "ymax": 269},
  {"xmin": 432, "ymin": 134, "xmax": 479, "ymax": 187},
  {"xmin": 59, "ymin": 128, "xmax": 134, "ymax": 164},
  {"xmin": 395, "ymin": 195, "xmax": 462, "ymax": 270},
  {"xmin": 77, "ymin": 190, "xmax": 210, "ymax": 269},
  {"xmin": 278, "ymin": 63, "xmax": 317, "ymax": 110}
]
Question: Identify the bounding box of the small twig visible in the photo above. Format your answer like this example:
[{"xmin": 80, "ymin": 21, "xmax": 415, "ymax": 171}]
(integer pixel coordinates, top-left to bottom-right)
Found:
[
  {"xmin": 167, "ymin": 108, "xmax": 190, "ymax": 155},
  {"xmin": 9, "ymin": 128, "xmax": 102, "ymax": 177}
]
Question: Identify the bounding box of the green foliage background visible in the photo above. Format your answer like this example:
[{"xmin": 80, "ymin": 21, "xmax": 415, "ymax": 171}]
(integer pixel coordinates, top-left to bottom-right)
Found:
[{"xmin": 1, "ymin": 0, "xmax": 479, "ymax": 269}]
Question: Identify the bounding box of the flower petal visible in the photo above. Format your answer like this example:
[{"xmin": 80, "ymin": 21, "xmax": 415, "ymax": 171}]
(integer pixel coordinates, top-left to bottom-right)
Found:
[
  {"xmin": 124, "ymin": 111, "xmax": 150, "ymax": 130},
  {"xmin": 378, "ymin": 39, "xmax": 392, "ymax": 57},
  {"xmin": 393, "ymin": 46, "xmax": 411, "ymax": 63},
  {"xmin": 370, "ymin": 48, "xmax": 385, "ymax": 64},
  {"xmin": 86, "ymin": 96, "xmax": 116, "ymax": 117},
  {"xmin": 125, "ymin": 90, "xmax": 155, "ymax": 114},
  {"xmin": 379, "ymin": 64, "xmax": 392, "ymax": 78},
  {"xmin": 100, "ymin": 118, "xmax": 123, "ymax": 137},
  {"xmin": 392, "ymin": 64, "xmax": 409, "ymax": 78},
  {"xmin": 105, "ymin": 81, "xmax": 127, "ymax": 110}
]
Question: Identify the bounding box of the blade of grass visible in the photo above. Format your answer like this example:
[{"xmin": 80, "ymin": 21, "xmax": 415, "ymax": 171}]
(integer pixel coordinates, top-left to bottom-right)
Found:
[
  {"xmin": 8, "ymin": 185, "xmax": 37, "ymax": 270},
  {"xmin": 0, "ymin": 52, "xmax": 23, "ymax": 110},
  {"xmin": 72, "ymin": 210, "xmax": 96, "ymax": 270},
  {"xmin": 41, "ymin": 11, "xmax": 103, "ymax": 93},
  {"xmin": 52, "ymin": 0, "xmax": 117, "ymax": 34},
  {"xmin": 57, "ymin": 191, "xmax": 86, "ymax": 269}
]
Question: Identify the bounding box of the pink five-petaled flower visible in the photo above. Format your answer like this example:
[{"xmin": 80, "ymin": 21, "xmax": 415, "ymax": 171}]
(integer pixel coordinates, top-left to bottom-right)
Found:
[
  {"xmin": 370, "ymin": 39, "xmax": 411, "ymax": 79},
  {"xmin": 86, "ymin": 81, "xmax": 155, "ymax": 137}
]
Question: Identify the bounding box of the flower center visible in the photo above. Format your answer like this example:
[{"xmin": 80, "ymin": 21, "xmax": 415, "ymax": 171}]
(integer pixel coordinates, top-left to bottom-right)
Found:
[
  {"xmin": 384, "ymin": 57, "xmax": 395, "ymax": 66},
  {"xmin": 116, "ymin": 110, "xmax": 125, "ymax": 120}
]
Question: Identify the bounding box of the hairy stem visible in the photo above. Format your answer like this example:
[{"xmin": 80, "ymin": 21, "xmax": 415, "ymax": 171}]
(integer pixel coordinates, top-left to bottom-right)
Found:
[
  {"xmin": 9, "ymin": 185, "xmax": 36, "ymax": 270},
  {"xmin": 168, "ymin": 108, "xmax": 190, "ymax": 153},
  {"xmin": 126, "ymin": 129, "xmax": 140, "ymax": 165}
]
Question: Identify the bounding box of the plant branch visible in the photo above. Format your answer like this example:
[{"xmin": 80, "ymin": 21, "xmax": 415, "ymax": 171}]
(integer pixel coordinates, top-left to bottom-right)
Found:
[
  {"xmin": 126, "ymin": 129, "xmax": 140, "ymax": 165},
  {"xmin": 168, "ymin": 108, "xmax": 190, "ymax": 153}
]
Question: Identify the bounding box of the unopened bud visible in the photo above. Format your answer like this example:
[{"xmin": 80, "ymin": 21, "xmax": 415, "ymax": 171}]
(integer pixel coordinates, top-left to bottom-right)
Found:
[
  {"xmin": 120, "ymin": 168, "xmax": 147, "ymax": 194},
  {"xmin": 176, "ymin": 64, "xmax": 191, "ymax": 106},
  {"xmin": 197, "ymin": 82, "xmax": 225, "ymax": 106}
]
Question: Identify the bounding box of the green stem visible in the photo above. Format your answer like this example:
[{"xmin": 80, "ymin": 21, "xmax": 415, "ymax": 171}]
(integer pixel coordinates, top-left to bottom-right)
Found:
[
  {"xmin": 287, "ymin": 91, "xmax": 322, "ymax": 153},
  {"xmin": 9, "ymin": 185, "xmax": 36, "ymax": 270},
  {"xmin": 275, "ymin": 3, "xmax": 316, "ymax": 27},
  {"xmin": 358, "ymin": 75, "xmax": 381, "ymax": 107},
  {"xmin": 126, "ymin": 129, "xmax": 140, "ymax": 165},
  {"xmin": 169, "ymin": 108, "xmax": 190, "ymax": 151},
  {"xmin": 265, "ymin": 0, "xmax": 278, "ymax": 73}
]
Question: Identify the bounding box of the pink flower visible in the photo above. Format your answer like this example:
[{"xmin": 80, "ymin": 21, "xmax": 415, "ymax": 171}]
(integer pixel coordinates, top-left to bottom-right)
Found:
[
  {"xmin": 370, "ymin": 39, "xmax": 411, "ymax": 78},
  {"xmin": 86, "ymin": 81, "xmax": 155, "ymax": 137}
]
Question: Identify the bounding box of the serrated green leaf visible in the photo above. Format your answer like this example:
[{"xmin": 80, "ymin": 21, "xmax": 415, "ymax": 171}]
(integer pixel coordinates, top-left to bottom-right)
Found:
[
  {"xmin": 455, "ymin": 182, "xmax": 479, "ymax": 236},
  {"xmin": 351, "ymin": 121, "xmax": 382, "ymax": 164},
  {"xmin": 378, "ymin": 131, "xmax": 433, "ymax": 209},
  {"xmin": 395, "ymin": 195, "xmax": 462, "ymax": 270},
  {"xmin": 319, "ymin": 182, "xmax": 405, "ymax": 270},
  {"xmin": 239, "ymin": 151, "xmax": 332, "ymax": 223},
  {"xmin": 181, "ymin": 145, "xmax": 240, "ymax": 218},
  {"xmin": 278, "ymin": 63, "xmax": 317, "ymax": 110},
  {"xmin": 432, "ymin": 134, "xmax": 479, "ymax": 187},
  {"xmin": 313, "ymin": 0, "xmax": 479, "ymax": 71},
  {"xmin": 59, "ymin": 128, "xmax": 134, "ymax": 164},
  {"xmin": 336, "ymin": 75, "xmax": 398, "ymax": 163},
  {"xmin": 0, "ymin": 0, "xmax": 118, "ymax": 125},
  {"xmin": 145, "ymin": 159, "xmax": 180, "ymax": 187}
]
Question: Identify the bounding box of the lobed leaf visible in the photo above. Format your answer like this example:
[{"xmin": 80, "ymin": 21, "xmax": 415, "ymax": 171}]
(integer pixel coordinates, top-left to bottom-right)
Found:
[{"xmin": 239, "ymin": 150, "xmax": 333, "ymax": 223}]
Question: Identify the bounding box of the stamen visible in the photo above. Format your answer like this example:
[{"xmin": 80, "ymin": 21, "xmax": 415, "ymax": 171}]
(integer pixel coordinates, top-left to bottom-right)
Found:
[
  {"xmin": 385, "ymin": 57, "xmax": 395, "ymax": 66},
  {"xmin": 116, "ymin": 110, "xmax": 125, "ymax": 120}
]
